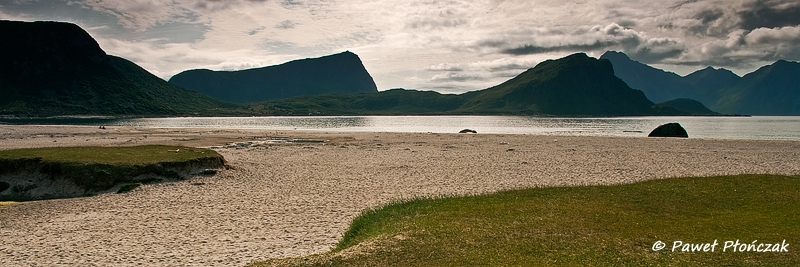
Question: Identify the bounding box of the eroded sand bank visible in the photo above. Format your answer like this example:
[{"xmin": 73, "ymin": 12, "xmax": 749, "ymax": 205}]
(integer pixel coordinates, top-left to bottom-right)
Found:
[{"xmin": 1, "ymin": 125, "xmax": 799, "ymax": 266}]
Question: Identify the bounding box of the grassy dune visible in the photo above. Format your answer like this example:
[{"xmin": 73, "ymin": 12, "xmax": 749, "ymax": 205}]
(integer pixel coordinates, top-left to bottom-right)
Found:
[
  {"xmin": 251, "ymin": 174, "xmax": 800, "ymax": 267},
  {"xmin": 0, "ymin": 145, "xmax": 217, "ymax": 165},
  {"xmin": 0, "ymin": 145, "xmax": 225, "ymax": 200}
]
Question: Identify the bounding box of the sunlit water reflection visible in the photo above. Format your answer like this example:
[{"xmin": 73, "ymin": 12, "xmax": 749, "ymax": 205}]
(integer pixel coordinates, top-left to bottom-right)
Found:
[{"xmin": 96, "ymin": 116, "xmax": 800, "ymax": 141}]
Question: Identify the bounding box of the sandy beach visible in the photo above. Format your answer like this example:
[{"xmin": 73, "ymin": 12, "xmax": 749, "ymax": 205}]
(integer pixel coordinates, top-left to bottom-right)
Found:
[{"xmin": 1, "ymin": 125, "xmax": 799, "ymax": 266}]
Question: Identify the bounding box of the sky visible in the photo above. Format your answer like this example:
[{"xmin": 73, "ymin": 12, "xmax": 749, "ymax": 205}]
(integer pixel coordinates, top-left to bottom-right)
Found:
[{"xmin": 2, "ymin": 0, "xmax": 800, "ymax": 93}]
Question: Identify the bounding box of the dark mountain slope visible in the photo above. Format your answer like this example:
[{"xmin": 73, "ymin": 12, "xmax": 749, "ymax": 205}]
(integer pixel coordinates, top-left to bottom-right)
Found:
[
  {"xmin": 655, "ymin": 98, "xmax": 717, "ymax": 115},
  {"xmin": 603, "ymin": 50, "xmax": 799, "ymax": 115},
  {"xmin": 682, "ymin": 67, "xmax": 741, "ymax": 105},
  {"xmin": 713, "ymin": 60, "xmax": 800, "ymax": 115},
  {"xmin": 600, "ymin": 51, "xmax": 696, "ymax": 103},
  {"xmin": 168, "ymin": 51, "xmax": 378, "ymax": 103},
  {"xmin": 0, "ymin": 20, "xmax": 235, "ymax": 116}
]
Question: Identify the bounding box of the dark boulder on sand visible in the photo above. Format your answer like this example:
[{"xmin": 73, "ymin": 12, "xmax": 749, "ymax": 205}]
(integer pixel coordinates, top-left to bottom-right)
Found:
[
  {"xmin": 459, "ymin": 129, "xmax": 477, "ymax": 133},
  {"xmin": 648, "ymin": 123, "xmax": 688, "ymax": 138}
]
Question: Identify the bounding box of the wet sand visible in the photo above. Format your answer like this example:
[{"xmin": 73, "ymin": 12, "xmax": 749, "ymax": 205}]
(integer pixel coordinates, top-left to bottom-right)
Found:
[{"xmin": 1, "ymin": 125, "xmax": 799, "ymax": 266}]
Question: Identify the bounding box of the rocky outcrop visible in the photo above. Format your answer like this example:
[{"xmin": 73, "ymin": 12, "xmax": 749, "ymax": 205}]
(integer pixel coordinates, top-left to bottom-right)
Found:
[{"xmin": 648, "ymin": 123, "xmax": 688, "ymax": 138}]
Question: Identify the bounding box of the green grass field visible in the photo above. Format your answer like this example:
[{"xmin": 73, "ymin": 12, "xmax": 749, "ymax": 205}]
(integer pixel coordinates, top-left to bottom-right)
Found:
[
  {"xmin": 250, "ymin": 174, "xmax": 800, "ymax": 267},
  {"xmin": 0, "ymin": 145, "xmax": 217, "ymax": 165}
]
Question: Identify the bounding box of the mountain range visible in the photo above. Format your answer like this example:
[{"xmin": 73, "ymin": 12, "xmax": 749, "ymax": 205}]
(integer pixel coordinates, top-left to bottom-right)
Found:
[
  {"xmin": 601, "ymin": 51, "xmax": 799, "ymax": 115},
  {"xmin": 251, "ymin": 53, "xmax": 688, "ymax": 116},
  {"xmin": 1, "ymin": 20, "xmax": 795, "ymax": 117},
  {"xmin": 168, "ymin": 51, "xmax": 378, "ymax": 103}
]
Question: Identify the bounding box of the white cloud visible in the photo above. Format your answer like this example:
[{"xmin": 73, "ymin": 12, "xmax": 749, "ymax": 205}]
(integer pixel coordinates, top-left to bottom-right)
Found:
[{"xmin": 746, "ymin": 25, "xmax": 800, "ymax": 44}]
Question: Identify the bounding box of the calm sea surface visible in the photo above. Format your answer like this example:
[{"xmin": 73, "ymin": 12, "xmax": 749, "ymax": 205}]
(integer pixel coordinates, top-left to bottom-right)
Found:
[{"xmin": 97, "ymin": 116, "xmax": 800, "ymax": 141}]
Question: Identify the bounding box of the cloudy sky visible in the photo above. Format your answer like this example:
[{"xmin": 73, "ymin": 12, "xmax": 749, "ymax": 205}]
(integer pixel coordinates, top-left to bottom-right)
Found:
[{"xmin": 2, "ymin": 0, "xmax": 799, "ymax": 93}]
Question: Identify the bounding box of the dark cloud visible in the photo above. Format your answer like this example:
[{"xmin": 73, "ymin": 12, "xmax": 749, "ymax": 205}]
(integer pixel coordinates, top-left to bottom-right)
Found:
[
  {"xmin": 684, "ymin": 15, "xmax": 726, "ymax": 37},
  {"xmin": 616, "ymin": 20, "xmax": 638, "ymax": 28},
  {"xmin": 248, "ymin": 26, "xmax": 265, "ymax": 35},
  {"xmin": 494, "ymin": 23, "xmax": 646, "ymax": 56},
  {"xmin": 738, "ymin": 0, "xmax": 800, "ymax": 30},
  {"xmin": 281, "ymin": 0, "xmax": 304, "ymax": 9},
  {"xmin": 501, "ymin": 41, "xmax": 619, "ymax": 55},
  {"xmin": 674, "ymin": 24, "xmax": 800, "ymax": 71},
  {"xmin": 696, "ymin": 9, "xmax": 724, "ymax": 24},
  {"xmin": 406, "ymin": 17, "xmax": 466, "ymax": 30},
  {"xmin": 627, "ymin": 46, "xmax": 685, "ymax": 63},
  {"xmin": 430, "ymin": 72, "xmax": 487, "ymax": 82},
  {"xmin": 679, "ymin": 1, "xmax": 800, "ymax": 38},
  {"xmin": 670, "ymin": 0, "xmax": 700, "ymax": 10},
  {"xmin": 670, "ymin": 57, "xmax": 750, "ymax": 68},
  {"xmin": 276, "ymin": 20, "xmax": 297, "ymax": 29},
  {"xmin": 193, "ymin": 0, "xmax": 268, "ymax": 10}
]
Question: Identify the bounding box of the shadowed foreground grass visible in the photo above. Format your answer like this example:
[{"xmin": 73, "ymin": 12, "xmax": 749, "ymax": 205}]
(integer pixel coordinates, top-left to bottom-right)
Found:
[{"xmin": 249, "ymin": 174, "xmax": 800, "ymax": 267}]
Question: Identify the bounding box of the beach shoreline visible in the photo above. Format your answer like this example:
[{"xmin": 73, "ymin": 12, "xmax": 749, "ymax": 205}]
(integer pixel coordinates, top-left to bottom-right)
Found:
[{"xmin": 1, "ymin": 125, "xmax": 799, "ymax": 266}]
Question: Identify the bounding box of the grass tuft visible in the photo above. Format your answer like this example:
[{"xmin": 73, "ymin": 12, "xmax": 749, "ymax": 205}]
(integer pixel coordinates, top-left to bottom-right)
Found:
[{"xmin": 249, "ymin": 174, "xmax": 800, "ymax": 267}]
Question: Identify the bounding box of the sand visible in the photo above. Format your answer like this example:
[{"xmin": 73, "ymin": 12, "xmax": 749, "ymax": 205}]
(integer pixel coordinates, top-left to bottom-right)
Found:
[{"xmin": 1, "ymin": 125, "xmax": 799, "ymax": 266}]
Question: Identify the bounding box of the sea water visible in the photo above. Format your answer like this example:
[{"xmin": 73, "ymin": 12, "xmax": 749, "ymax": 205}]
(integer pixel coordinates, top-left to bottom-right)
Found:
[{"xmin": 99, "ymin": 116, "xmax": 800, "ymax": 141}]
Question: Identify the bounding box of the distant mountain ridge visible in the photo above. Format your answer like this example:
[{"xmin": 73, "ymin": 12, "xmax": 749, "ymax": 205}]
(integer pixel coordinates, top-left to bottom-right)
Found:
[
  {"xmin": 714, "ymin": 60, "xmax": 800, "ymax": 115},
  {"xmin": 601, "ymin": 51, "xmax": 800, "ymax": 115},
  {"xmin": 600, "ymin": 51, "xmax": 696, "ymax": 104},
  {"xmin": 250, "ymin": 53, "xmax": 687, "ymax": 116},
  {"xmin": 168, "ymin": 51, "xmax": 378, "ymax": 103},
  {"xmin": 0, "ymin": 20, "xmax": 235, "ymax": 116}
]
